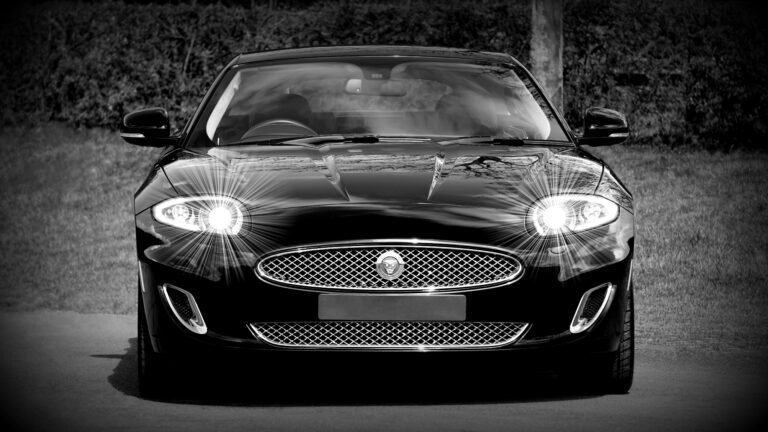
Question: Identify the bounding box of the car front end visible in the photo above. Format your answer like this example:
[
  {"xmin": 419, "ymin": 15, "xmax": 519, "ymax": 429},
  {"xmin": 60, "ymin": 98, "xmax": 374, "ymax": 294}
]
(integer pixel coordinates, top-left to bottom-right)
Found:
[{"xmin": 123, "ymin": 46, "xmax": 635, "ymax": 396}]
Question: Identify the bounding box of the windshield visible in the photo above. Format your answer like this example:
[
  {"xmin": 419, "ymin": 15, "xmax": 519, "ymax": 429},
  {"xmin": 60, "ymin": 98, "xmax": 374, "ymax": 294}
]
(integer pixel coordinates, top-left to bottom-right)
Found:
[{"xmin": 190, "ymin": 59, "xmax": 569, "ymax": 146}]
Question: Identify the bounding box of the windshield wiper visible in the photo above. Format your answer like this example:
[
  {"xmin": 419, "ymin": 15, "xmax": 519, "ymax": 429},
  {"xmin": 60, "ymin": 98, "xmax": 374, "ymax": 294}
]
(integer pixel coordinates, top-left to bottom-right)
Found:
[
  {"xmin": 286, "ymin": 135, "xmax": 380, "ymax": 145},
  {"xmin": 226, "ymin": 134, "xmax": 379, "ymax": 147},
  {"xmin": 437, "ymin": 136, "xmax": 566, "ymax": 146},
  {"xmin": 227, "ymin": 134, "xmax": 563, "ymax": 148}
]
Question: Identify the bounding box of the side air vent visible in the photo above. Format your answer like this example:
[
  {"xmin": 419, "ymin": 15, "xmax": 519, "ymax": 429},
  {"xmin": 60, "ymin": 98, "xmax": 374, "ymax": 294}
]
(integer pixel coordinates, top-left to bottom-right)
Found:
[
  {"xmin": 570, "ymin": 283, "xmax": 615, "ymax": 334},
  {"xmin": 160, "ymin": 284, "xmax": 207, "ymax": 335}
]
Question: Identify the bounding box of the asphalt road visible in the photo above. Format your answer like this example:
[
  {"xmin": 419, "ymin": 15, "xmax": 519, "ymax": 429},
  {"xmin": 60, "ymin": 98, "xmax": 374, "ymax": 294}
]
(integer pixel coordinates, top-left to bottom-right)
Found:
[{"xmin": 0, "ymin": 311, "xmax": 766, "ymax": 432}]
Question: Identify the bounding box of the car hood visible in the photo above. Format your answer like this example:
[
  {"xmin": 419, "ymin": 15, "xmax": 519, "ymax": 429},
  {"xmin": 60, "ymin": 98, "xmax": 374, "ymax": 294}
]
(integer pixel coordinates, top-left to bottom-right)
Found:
[
  {"xmin": 161, "ymin": 141, "xmax": 604, "ymax": 211},
  {"xmin": 144, "ymin": 141, "xmax": 636, "ymax": 281},
  {"xmin": 154, "ymin": 141, "xmax": 608, "ymax": 248}
]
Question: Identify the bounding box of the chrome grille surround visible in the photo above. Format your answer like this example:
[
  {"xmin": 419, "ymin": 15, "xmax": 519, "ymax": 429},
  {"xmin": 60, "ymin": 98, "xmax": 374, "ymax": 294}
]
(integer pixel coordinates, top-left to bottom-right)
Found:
[
  {"xmin": 255, "ymin": 240, "xmax": 524, "ymax": 293},
  {"xmin": 248, "ymin": 321, "xmax": 529, "ymax": 349}
]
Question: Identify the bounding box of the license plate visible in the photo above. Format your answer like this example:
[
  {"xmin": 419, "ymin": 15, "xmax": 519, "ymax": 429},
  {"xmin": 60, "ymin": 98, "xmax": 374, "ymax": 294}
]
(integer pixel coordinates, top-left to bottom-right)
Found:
[{"xmin": 318, "ymin": 294, "xmax": 466, "ymax": 321}]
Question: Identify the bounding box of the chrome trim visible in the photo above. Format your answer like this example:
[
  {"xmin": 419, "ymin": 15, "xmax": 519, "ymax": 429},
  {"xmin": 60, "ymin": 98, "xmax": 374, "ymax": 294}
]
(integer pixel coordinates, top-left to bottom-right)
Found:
[
  {"xmin": 138, "ymin": 263, "xmax": 146, "ymax": 294},
  {"xmin": 261, "ymin": 238, "xmax": 521, "ymax": 251},
  {"xmin": 159, "ymin": 284, "xmax": 208, "ymax": 335},
  {"xmin": 569, "ymin": 283, "xmax": 615, "ymax": 334},
  {"xmin": 254, "ymin": 239, "xmax": 525, "ymax": 293},
  {"xmin": 379, "ymin": 137, "xmax": 433, "ymax": 143},
  {"xmin": 120, "ymin": 132, "xmax": 146, "ymax": 139},
  {"xmin": 248, "ymin": 321, "xmax": 530, "ymax": 350},
  {"xmin": 589, "ymin": 123, "xmax": 625, "ymax": 130}
]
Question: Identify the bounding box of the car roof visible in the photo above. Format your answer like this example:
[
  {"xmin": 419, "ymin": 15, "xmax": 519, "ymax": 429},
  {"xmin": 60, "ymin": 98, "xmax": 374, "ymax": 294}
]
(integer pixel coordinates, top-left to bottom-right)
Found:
[{"xmin": 235, "ymin": 45, "xmax": 520, "ymax": 66}]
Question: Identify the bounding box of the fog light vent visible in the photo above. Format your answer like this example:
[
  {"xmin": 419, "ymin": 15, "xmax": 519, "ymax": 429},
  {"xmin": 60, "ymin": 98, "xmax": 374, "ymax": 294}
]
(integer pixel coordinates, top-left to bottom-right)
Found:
[
  {"xmin": 570, "ymin": 283, "xmax": 614, "ymax": 334},
  {"xmin": 160, "ymin": 284, "xmax": 207, "ymax": 335},
  {"xmin": 582, "ymin": 289, "xmax": 606, "ymax": 320}
]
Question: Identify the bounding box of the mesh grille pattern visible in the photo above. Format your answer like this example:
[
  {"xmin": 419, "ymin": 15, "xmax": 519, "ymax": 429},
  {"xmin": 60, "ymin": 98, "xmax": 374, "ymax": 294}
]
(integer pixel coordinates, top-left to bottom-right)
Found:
[
  {"xmin": 167, "ymin": 288, "xmax": 194, "ymax": 321},
  {"xmin": 582, "ymin": 286, "xmax": 607, "ymax": 319},
  {"xmin": 257, "ymin": 244, "xmax": 522, "ymax": 292},
  {"xmin": 250, "ymin": 321, "xmax": 528, "ymax": 349}
]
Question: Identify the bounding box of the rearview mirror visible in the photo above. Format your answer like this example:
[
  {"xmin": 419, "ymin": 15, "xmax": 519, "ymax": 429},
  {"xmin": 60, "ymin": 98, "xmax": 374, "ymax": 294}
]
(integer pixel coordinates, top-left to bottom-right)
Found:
[
  {"xmin": 120, "ymin": 108, "xmax": 177, "ymax": 147},
  {"xmin": 578, "ymin": 107, "xmax": 630, "ymax": 146},
  {"xmin": 345, "ymin": 78, "xmax": 406, "ymax": 96}
]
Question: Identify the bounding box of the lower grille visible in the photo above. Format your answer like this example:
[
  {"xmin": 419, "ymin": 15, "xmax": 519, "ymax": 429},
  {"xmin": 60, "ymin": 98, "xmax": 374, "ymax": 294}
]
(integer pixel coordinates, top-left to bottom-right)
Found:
[{"xmin": 249, "ymin": 321, "xmax": 529, "ymax": 349}]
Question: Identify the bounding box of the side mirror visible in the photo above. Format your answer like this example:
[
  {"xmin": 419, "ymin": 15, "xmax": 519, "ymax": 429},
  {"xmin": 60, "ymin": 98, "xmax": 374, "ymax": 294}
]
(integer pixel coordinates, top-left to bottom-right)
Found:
[
  {"xmin": 578, "ymin": 107, "xmax": 630, "ymax": 146},
  {"xmin": 120, "ymin": 108, "xmax": 177, "ymax": 147}
]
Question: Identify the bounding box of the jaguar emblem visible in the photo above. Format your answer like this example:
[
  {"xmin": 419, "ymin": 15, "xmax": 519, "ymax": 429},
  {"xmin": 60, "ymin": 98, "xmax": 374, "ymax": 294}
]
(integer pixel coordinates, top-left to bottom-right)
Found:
[{"xmin": 376, "ymin": 250, "xmax": 405, "ymax": 280}]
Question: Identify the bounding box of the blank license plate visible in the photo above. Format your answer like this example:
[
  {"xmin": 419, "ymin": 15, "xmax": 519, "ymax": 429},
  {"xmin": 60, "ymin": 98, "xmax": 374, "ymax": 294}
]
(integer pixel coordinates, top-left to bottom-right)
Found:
[{"xmin": 318, "ymin": 294, "xmax": 466, "ymax": 321}]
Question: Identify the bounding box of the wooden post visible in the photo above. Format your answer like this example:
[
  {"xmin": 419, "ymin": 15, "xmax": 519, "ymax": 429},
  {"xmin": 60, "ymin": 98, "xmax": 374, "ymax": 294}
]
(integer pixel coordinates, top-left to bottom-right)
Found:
[{"xmin": 530, "ymin": 0, "xmax": 563, "ymax": 113}]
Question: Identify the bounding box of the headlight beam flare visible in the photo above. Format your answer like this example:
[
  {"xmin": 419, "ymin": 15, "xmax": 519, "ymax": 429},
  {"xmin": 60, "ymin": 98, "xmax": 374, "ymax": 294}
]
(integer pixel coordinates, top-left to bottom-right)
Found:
[
  {"xmin": 150, "ymin": 166, "xmax": 291, "ymax": 282},
  {"xmin": 529, "ymin": 194, "xmax": 619, "ymax": 237},
  {"xmin": 485, "ymin": 155, "xmax": 622, "ymax": 281}
]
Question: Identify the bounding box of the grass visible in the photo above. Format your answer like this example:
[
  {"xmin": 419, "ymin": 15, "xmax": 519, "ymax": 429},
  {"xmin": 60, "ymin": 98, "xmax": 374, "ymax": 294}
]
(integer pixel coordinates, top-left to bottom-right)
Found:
[
  {"xmin": 589, "ymin": 145, "xmax": 768, "ymax": 354},
  {"xmin": 0, "ymin": 124, "xmax": 161, "ymax": 313},
  {"xmin": 0, "ymin": 124, "xmax": 766, "ymax": 354}
]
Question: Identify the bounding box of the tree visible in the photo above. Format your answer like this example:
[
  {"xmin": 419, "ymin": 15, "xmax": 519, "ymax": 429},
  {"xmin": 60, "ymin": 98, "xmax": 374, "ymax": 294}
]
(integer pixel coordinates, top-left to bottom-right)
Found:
[{"xmin": 530, "ymin": 0, "xmax": 563, "ymax": 113}]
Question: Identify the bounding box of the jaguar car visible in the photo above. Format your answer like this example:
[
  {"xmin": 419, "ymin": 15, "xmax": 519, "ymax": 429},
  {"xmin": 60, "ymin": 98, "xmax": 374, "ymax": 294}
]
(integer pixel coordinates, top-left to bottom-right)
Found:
[{"xmin": 121, "ymin": 46, "xmax": 635, "ymax": 397}]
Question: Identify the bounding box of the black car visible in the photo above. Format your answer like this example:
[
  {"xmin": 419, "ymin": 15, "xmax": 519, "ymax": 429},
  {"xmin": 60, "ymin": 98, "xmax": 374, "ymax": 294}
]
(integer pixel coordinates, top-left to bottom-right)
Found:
[{"xmin": 121, "ymin": 46, "xmax": 635, "ymax": 397}]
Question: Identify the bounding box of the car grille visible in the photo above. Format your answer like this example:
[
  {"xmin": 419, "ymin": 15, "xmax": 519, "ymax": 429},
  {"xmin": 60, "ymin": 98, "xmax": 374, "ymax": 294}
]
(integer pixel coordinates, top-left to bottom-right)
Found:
[
  {"xmin": 248, "ymin": 321, "xmax": 529, "ymax": 349},
  {"xmin": 256, "ymin": 242, "xmax": 523, "ymax": 292}
]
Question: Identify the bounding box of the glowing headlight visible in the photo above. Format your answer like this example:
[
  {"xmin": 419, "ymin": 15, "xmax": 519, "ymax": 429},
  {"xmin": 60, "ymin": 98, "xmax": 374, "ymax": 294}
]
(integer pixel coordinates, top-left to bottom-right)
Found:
[
  {"xmin": 153, "ymin": 196, "xmax": 245, "ymax": 235},
  {"xmin": 529, "ymin": 194, "xmax": 619, "ymax": 236}
]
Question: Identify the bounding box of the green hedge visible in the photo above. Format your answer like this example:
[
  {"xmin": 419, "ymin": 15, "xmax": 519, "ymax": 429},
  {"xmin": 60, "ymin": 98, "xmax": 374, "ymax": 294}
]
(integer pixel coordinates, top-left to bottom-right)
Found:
[
  {"xmin": 564, "ymin": 0, "xmax": 768, "ymax": 149},
  {"xmin": 1, "ymin": 0, "xmax": 766, "ymax": 149}
]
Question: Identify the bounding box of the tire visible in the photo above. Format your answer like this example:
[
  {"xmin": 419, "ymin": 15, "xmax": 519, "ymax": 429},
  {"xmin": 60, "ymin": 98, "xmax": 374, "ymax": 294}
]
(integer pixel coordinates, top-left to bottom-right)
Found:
[
  {"xmin": 137, "ymin": 289, "xmax": 169, "ymax": 398},
  {"xmin": 570, "ymin": 280, "xmax": 635, "ymax": 394},
  {"xmin": 603, "ymin": 281, "xmax": 635, "ymax": 394}
]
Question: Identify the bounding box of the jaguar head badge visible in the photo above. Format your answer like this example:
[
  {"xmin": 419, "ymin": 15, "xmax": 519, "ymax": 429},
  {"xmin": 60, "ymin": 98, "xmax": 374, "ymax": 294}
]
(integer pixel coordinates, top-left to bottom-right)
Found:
[{"xmin": 376, "ymin": 250, "xmax": 405, "ymax": 280}]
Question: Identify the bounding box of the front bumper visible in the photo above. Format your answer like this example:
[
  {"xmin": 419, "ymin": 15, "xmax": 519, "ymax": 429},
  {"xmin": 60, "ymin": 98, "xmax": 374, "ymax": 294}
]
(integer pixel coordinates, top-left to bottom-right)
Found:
[{"xmin": 138, "ymin": 249, "xmax": 633, "ymax": 358}]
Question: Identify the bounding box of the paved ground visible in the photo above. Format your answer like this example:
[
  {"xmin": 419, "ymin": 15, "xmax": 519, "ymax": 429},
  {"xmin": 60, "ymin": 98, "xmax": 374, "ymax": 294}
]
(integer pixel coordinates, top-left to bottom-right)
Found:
[{"xmin": 0, "ymin": 311, "xmax": 766, "ymax": 432}]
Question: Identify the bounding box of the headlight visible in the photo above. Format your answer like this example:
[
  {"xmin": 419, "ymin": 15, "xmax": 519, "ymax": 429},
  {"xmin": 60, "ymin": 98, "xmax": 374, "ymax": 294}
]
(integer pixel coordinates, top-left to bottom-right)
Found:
[
  {"xmin": 528, "ymin": 194, "xmax": 619, "ymax": 236},
  {"xmin": 152, "ymin": 196, "xmax": 245, "ymax": 235}
]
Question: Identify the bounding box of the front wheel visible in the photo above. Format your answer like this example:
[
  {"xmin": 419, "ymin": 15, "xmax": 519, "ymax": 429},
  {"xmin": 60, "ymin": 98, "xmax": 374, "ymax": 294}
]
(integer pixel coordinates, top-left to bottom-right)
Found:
[
  {"xmin": 137, "ymin": 290, "xmax": 169, "ymax": 398},
  {"xmin": 600, "ymin": 281, "xmax": 635, "ymax": 394}
]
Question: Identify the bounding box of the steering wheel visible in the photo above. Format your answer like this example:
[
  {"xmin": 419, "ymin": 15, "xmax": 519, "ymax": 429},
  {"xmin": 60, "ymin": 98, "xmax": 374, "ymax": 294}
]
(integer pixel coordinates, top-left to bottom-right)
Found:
[{"xmin": 241, "ymin": 119, "xmax": 317, "ymax": 140}]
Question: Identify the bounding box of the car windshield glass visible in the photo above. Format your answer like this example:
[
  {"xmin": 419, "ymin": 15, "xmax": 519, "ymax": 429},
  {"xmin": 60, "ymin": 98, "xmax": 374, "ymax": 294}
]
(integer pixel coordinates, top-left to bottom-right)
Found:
[{"xmin": 194, "ymin": 59, "xmax": 569, "ymax": 146}]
